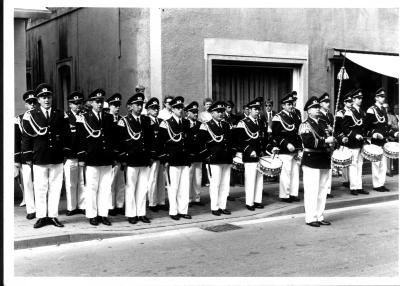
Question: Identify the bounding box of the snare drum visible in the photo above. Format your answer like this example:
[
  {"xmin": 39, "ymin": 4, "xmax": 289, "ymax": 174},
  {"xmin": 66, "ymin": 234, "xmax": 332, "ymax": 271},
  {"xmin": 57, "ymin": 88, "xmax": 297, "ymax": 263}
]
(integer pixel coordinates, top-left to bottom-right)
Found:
[
  {"xmin": 256, "ymin": 156, "xmax": 283, "ymax": 177},
  {"xmin": 361, "ymin": 144, "xmax": 383, "ymax": 162},
  {"xmin": 383, "ymin": 142, "xmax": 399, "ymax": 159},
  {"xmin": 232, "ymin": 152, "xmax": 244, "ymax": 172},
  {"xmin": 331, "ymin": 148, "xmax": 352, "ymax": 168}
]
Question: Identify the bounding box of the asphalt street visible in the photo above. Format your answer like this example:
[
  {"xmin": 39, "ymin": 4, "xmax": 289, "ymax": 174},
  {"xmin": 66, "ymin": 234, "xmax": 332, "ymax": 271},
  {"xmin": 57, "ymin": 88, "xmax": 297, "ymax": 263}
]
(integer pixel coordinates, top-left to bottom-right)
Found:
[{"xmin": 14, "ymin": 201, "xmax": 398, "ymax": 277}]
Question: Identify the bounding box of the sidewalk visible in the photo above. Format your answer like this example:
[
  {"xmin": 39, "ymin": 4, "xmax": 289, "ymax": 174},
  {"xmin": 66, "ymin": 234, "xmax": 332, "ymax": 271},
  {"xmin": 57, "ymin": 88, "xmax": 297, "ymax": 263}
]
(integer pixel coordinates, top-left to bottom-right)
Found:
[{"xmin": 14, "ymin": 174, "xmax": 398, "ymax": 249}]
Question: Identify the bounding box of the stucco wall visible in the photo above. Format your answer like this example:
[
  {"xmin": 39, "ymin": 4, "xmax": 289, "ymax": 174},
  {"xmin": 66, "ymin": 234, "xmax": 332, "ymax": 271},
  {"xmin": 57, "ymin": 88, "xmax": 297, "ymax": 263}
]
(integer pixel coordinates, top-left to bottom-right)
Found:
[
  {"xmin": 15, "ymin": 19, "xmax": 27, "ymax": 116},
  {"xmin": 26, "ymin": 8, "xmax": 150, "ymax": 111},
  {"xmin": 161, "ymin": 8, "xmax": 399, "ymax": 104}
]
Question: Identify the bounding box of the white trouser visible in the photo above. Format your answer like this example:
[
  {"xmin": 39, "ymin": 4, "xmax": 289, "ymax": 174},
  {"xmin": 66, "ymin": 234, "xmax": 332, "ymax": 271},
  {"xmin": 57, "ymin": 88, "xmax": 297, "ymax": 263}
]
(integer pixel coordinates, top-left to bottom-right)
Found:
[
  {"xmin": 147, "ymin": 160, "xmax": 166, "ymax": 206},
  {"xmin": 110, "ymin": 164, "xmax": 125, "ymax": 209},
  {"xmin": 348, "ymin": 148, "xmax": 363, "ymax": 190},
  {"xmin": 342, "ymin": 167, "xmax": 349, "ymax": 182},
  {"xmin": 85, "ymin": 165, "xmax": 112, "ymax": 218},
  {"xmin": 167, "ymin": 166, "xmax": 190, "ymax": 215},
  {"xmin": 244, "ymin": 162, "xmax": 264, "ymax": 206},
  {"xmin": 207, "ymin": 164, "xmax": 231, "ymax": 211},
  {"xmin": 279, "ymin": 154, "xmax": 299, "ymax": 199},
  {"xmin": 78, "ymin": 166, "xmax": 86, "ymax": 209},
  {"xmin": 302, "ymin": 166, "xmax": 331, "ymax": 223},
  {"xmin": 21, "ymin": 164, "xmax": 35, "ymax": 214},
  {"xmin": 372, "ymin": 155, "xmax": 387, "ymax": 188},
  {"xmin": 125, "ymin": 166, "xmax": 150, "ymax": 217},
  {"xmin": 189, "ymin": 162, "xmax": 202, "ymax": 202},
  {"xmin": 64, "ymin": 159, "xmax": 85, "ymax": 211},
  {"xmin": 33, "ymin": 163, "xmax": 63, "ymax": 218}
]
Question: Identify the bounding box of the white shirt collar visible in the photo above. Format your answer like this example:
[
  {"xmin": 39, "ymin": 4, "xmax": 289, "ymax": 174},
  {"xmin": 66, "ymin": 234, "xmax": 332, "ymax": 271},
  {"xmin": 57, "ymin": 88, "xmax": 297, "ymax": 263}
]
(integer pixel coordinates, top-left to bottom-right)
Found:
[
  {"xmin": 375, "ymin": 102, "xmax": 383, "ymax": 108},
  {"xmin": 172, "ymin": 113, "xmax": 181, "ymax": 124},
  {"xmin": 249, "ymin": 115, "xmax": 258, "ymax": 124},
  {"xmin": 41, "ymin": 106, "xmax": 51, "ymax": 116},
  {"xmin": 212, "ymin": 118, "xmax": 221, "ymax": 126}
]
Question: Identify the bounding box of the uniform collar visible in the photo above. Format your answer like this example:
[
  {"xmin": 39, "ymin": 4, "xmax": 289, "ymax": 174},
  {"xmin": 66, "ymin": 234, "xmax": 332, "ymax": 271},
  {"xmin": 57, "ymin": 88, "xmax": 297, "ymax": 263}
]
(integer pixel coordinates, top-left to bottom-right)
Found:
[
  {"xmin": 40, "ymin": 106, "xmax": 51, "ymax": 116},
  {"xmin": 172, "ymin": 113, "xmax": 182, "ymax": 124}
]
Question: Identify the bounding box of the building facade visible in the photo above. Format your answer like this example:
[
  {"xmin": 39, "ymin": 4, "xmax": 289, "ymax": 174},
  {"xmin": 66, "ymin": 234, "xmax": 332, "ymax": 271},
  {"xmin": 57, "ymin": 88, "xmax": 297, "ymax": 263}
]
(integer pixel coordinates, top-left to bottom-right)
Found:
[{"xmin": 21, "ymin": 8, "xmax": 399, "ymax": 116}]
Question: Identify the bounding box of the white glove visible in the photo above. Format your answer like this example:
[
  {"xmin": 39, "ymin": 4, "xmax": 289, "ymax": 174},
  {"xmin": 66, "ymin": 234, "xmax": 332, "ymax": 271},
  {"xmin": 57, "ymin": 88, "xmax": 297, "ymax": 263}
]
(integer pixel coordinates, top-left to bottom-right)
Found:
[
  {"xmin": 373, "ymin": 133, "xmax": 383, "ymax": 139},
  {"xmin": 395, "ymin": 132, "xmax": 399, "ymax": 138},
  {"xmin": 325, "ymin": 136, "xmax": 335, "ymax": 144},
  {"xmin": 287, "ymin": 143, "xmax": 295, "ymax": 152},
  {"xmin": 342, "ymin": 137, "xmax": 349, "ymax": 143},
  {"xmin": 250, "ymin": 151, "xmax": 257, "ymax": 157},
  {"xmin": 78, "ymin": 161, "xmax": 86, "ymax": 167},
  {"xmin": 355, "ymin": 134, "xmax": 363, "ymax": 141},
  {"xmin": 272, "ymin": 147, "xmax": 280, "ymax": 154}
]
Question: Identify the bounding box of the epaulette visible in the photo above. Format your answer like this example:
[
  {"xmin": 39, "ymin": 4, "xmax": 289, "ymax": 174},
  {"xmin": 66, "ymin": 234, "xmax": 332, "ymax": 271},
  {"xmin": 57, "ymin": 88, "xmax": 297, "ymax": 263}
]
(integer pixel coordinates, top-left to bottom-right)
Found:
[
  {"xmin": 366, "ymin": 106, "xmax": 375, "ymax": 114},
  {"xmin": 236, "ymin": 120, "xmax": 245, "ymax": 128},
  {"xmin": 344, "ymin": 109, "xmax": 353, "ymax": 116},
  {"xmin": 299, "ymin": 121, "xmax": 311, "ymax": 134},
  {"xmin": 160, "ymin": 121, "xmax": 168, "ymax": 129},
  {"xmin": 272, "ymin": 114, "xmax": 280, "ymax": 122},
  {"xmin": 75, "ymin": 114, "xmax": 85, "ymax": 123},
  {"xmin": 117, "ymin": 118, "xmax": 125, "ymax": 127},
  {"xmin": 22, "ymin": 110, "xmax": 31, "ymax": 120},
  {"xmin": 14, "ymin": 116, "xmax": 21, "ymax": 125},
  {"xmin": 199, "ymin": 122, "xmax": 208, "ymax": 131},
  {"xmin": 64, "ymin": 112, "xmax": 69, "ymax": 119}
]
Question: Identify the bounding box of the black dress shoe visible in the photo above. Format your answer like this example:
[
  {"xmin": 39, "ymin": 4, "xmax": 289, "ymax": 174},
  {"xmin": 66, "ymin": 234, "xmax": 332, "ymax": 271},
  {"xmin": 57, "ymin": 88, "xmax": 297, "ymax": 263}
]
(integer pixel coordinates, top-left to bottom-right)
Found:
[
  {"xmin": 108, "ymin": 209, "xmax": 118, "ymax": 216},
  {"xmin": 178, "ymin": 214, "xmax": 192, "ymax": 219},
  {"xmin": 342, "ymin": 182, "xmax": 350, "ymax": 188},
  {"xmin": 306, "ymin": 221, "xmax": 320, "ymax": 227},
  {"xmin": 373, "ymin": 186, "xmax": 385, "ymax": 192},
  {"xmin": 227, "ymin": 196, "xmax": 236, "ymax": 201},
  {"xmin": 318, "ymin": 220, "xmax": 331, "ymax": 225},
  {"xmin": 139, "ymin": 216, "xmax": 151, "ymax": 223},
  {"xmin": 76, "ymin": 209, "xmax": 86, "ymax": 215},
  {"xmin": 219, "ymin": 209, "xmax": 231, "ymax": 215},
  {"xmin": 280, "ymin": 198, "xmax": 292, "ymax": 203},
  {"xmin": 89, "ymin": 217, "xmax": 99, "ymax": 226},
  {"xmin": 246, "ymin": 205, "xmax": 255, "ymax": 211},
  {"xmin": 289, "ymin": 196, "xmax": 300, "ymax": 202},
  {"xmin": 211, "ymin": 210, "xmax": 221, "ymax": 216},
  {"xmin": 33, "ymin": 218, "xmax": 48, "ymax": 229},
  {"xmin": 350, "ymin": 189, "xmax": 358, "ymax": 196},
  {"xmin": 149, "ymin": 206, "xmax": 159, "ymax": 212},
  {"xmin": 381, "ymin": 186, "xmax": 390, "ymax": 192},
  {"xmin": 192, "ymin": 201, "xmax": 205, "ymax": 206},
  {"xmin": 100, "ymin": 216, "xmax": 112, "ymax": 226},
  {"xmin": 170, "ymin": 215, "xmax": 180, "ymax": 220},
  {"xmin": 128, "ymin": 217, "xmax": 138, "ymax": 224},
  {"xmin": 26, "ymin": 212, "xmax": 36, "ymax": 220},
  {"xmin": 49, "ymin": 217, "xmax": 64, "ymax": 227},
  {"xmin": 253, "ymin": 203, "xmax": 264, "ymax": 209},
  {"xmin": 357, "ymin": 189, "xmax": 370, "ymax": 195}
]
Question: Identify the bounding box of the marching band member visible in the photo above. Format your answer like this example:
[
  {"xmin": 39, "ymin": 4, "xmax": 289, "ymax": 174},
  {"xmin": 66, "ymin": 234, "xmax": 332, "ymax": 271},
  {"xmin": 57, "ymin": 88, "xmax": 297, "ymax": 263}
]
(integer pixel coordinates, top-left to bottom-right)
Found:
[
  {"xmin": 117, "ymin": 92, "xmax": 152, "ymax": 224},
  {"xmin": 198, "ymin": 101, "xmax": 234, "ymax": 215},
  {"xmin": 15, "ymin": 90, "xmax": 37, "ymax": 219},
  {"xmin": 76, "ymin": 89, "xmax": 118, "ymax": 226},
  {"xmin": 146, "ymin": 97, "xmax": 167, "ymax": 212},
  {"xmin": 299, "ymin": 96, "xmax": 334, "ymax": 227},
  {"xmin": 318, "ymin": 92, "xmax": 335, "ymax": 197},
  {"xmin": 185, "ymin": 101, "xmax": 205, "ymax": 207},
  {"xmin": 236, "ymin": 98, "xmax": 269, "ymax": 211},
  {"xmin": 106, "ymin": 93, "xmax": 125, "ymax": 216},
  {"xmin": 64, "ymin": 91, "xmax": 86, "ymax": 216},
  {"xmin": 365, "ymin": 88, "xmax": 399, "ymax": 192},
  {"xmin": 158, "ymin": 95, "xmax": 174, "ymax": 121},
  {"xmin": 342, "ymin": 89, "xmax": 368, "ymax": 196},
  {"xmin": 22, "ymin": 83, "xmax": 71, "ymax": 228},
  {"xmin": 272, "ymin": 93, "xmax": 302, "ymax": 203},
  {"xmin": 159, "ymin": 96, "xmax": 192, "ymax": 220},
  {"xmin": 334, "ymin": 93, "xmax": 353, "ymax": 188},
  {"xmin": 291, "ymin": 91, "xmax": 302, "ymax": 125}
]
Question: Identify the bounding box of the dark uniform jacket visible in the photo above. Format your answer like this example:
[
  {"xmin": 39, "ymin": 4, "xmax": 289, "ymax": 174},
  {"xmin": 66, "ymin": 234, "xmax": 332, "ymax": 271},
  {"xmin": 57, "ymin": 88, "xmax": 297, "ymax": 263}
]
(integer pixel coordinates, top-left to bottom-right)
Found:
[
  {"xmin": 299, "ymin": 117, "xmax": 331, "ymax": 169},
  {"xmin": 365, "ymin": 104, "xmax": 396, "ymax": 147},
  {"xmin": 271, "ymin": 110, "xmax": 302, "ymax": 154},
  {"xmin": 222, "ymin": 112, "xmax": 239, "ymax": 128},
  {"xmin": 159, "ymin": 116, "xmax": 191, "ymax": 166},
  {"xmin": 334, "ymin": 108, "xmax": 348, "ymax": 146},
  {"xmin": 318, "ymin": 109, "xmax": 334, "ymax": 127},
  {"xmin": 76, "ymin": 110, "xmax": 118, "ymax": 166},
  {"xmin": 15, "ymin": 114, "xmax": 24, "ymax": 164},
  {"xmin": 22, "ymin": 108, "xmax": 71, "ymax": 165},
  {"xmin": 198, "ymin": 119, "xmax": 234, "ymax": 165},
  {"xmin": 261, "ymin": 110, "xmax": 277, "ymax": 132},
  {"xmin": 117, "ymin": 114, "xmax": 152, "ymax": 167},
  {"xmin": 291, "ymin": 108, "xmax": 302, "ymax": 127},
  {"xmin": 235, "ymin": 116, "xmax": 269, "ymax": 163},
  {"xmin": 147, "ymin": 115, "xmax": 163, "ymax": 160},
  {"xmin": 187, "ymin": 119, "xmax": 202, "ymax": 163},
  {"xmin": 65, "ymin": 110, "xmax": 86, "ymax": 159},
  {"xmin": 342, "ymin": 106, "xmax": 366, "ymax": 149}
]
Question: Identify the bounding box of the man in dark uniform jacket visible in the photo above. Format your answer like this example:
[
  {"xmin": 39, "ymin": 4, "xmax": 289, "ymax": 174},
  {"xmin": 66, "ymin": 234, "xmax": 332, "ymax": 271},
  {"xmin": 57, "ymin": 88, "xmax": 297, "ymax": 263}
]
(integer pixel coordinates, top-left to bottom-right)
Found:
[
  {"xmin": 198, "ymin": 101, "xmax": 234, "ymax": 215},
  {"xmin": 334, "ymin": 92, "xmax": 353, "ymax": 188},
  {"xmin": 146, "ymin": 97, "xmax": 167, "ymax": 212},
  {"xmin": 342, "ymin": 89, "xmax": 368, "ymax": 196},
  {"xmin": 291, "ymin": 91, "xmax": 302, "ymax": 125},
  {"xmin": 15, "ymin": 90, "xmax": 37, "ymax": 219},
  {"xmin": 76, "ymin": 88, "xmax": 118, "ymax": 226},
  {"xmin": 185, "ymin": 101, "xmax": 205, "ymax": 207},
  {"xmin": 235, "ymin": 98, "xmax": 269, "ymax": 211},
  {"xmin": 365, "ymin": 88, "xmax": 399, "ymax": 192},
  {"xmin": 22, "ymin": 83, "xmax": 71, "ymax": 228},
  {"xmin": 117, "ymin": 92, "xmax": 152, "ymax": 224},
  {"xmin": 106, "ymin": 93, "xmax": 125, "ymax": 216},
  {"xmin": 64, "ymin": 91, "xmax": 86, "ymax": 217},
  {"xmin": 159, "ymin": 96, "xmax": 192, "ymax": 220},
  {"xmin": 272, "ymin": 93, "xmax": 302, "ymax": 203},
  {"xmin": 299, "ymin": 96, "xmax": 335, "ymax": 227}
]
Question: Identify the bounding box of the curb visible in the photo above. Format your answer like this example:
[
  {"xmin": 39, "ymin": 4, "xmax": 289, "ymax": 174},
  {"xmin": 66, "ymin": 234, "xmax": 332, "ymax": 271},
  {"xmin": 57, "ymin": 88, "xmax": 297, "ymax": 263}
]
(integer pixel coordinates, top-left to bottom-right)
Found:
[{"xmin": 14, "ymin": 192, "xmax": 398, "ymax": 250}]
